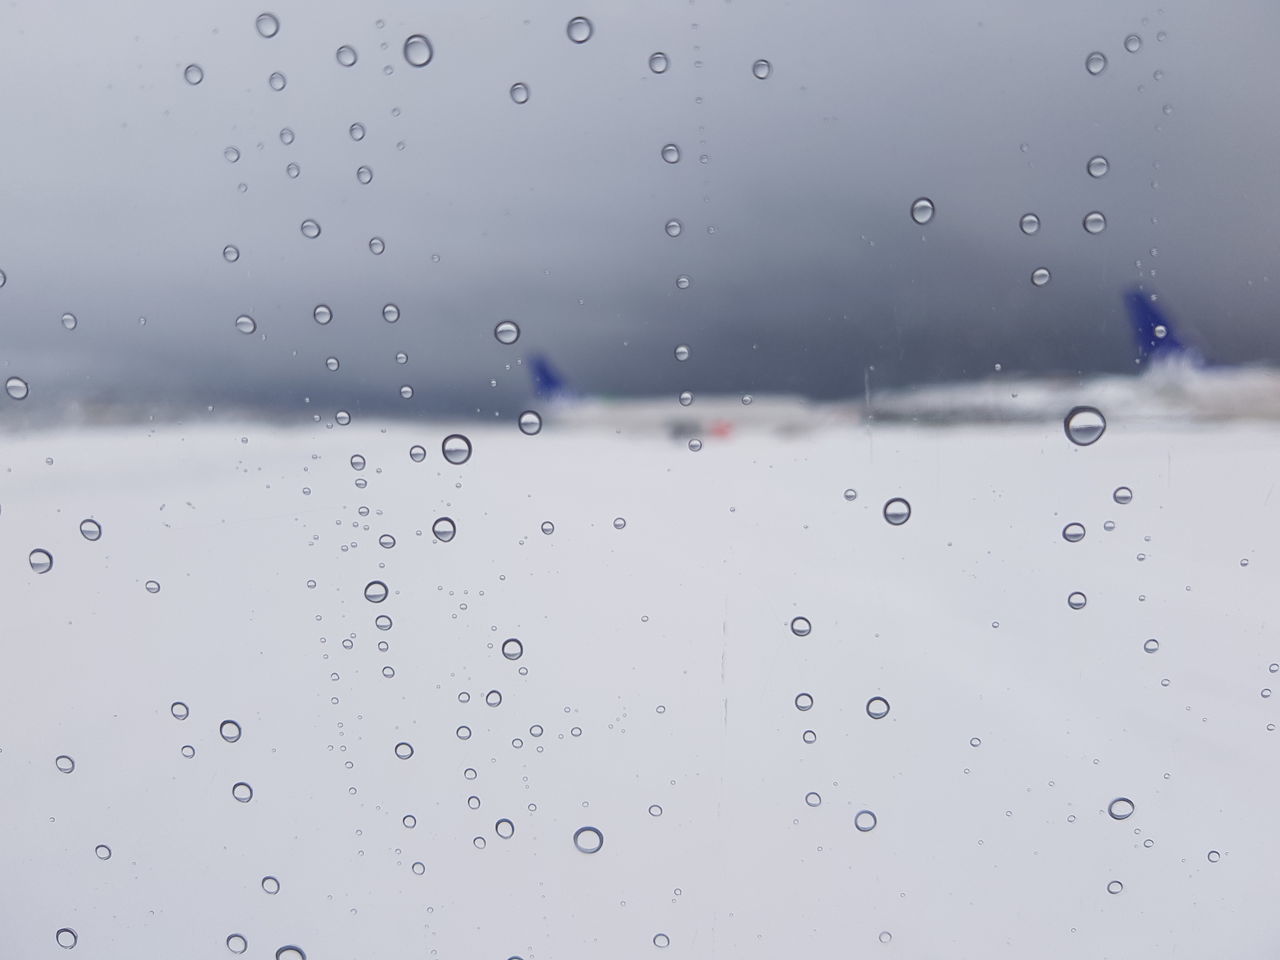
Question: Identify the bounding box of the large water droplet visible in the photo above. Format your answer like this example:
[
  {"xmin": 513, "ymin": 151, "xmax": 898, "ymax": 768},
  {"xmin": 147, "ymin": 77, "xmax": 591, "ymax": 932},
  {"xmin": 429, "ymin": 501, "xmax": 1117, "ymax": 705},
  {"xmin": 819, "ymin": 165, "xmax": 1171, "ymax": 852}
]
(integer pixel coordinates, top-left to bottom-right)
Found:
[
  {"xmin": 55, "ymin": 754, "xmax": 75, "ymax": 773},
  {"xmin": 56, "ymin": 928, "xmax": 78, "ymax": 949},
  {"xmin": 255, "ymin": 13, "xmax": 280, "ymax": 38},
  {"xmin": 6, "ymin": 376, "xmax": 30, "ymax": 399},
  {"xmin": 432, "ymin": 517, "xmax": 457, "ymax": 542},
  {"xmin": 364, "ymin": 580, "xmax": 388, "ymax": 603},
  {"xmin": 1087, "ymin": 155, "xmax": 1109, "ymax": 178},
  {"xmin": 262, "ymin": 876, "xmax": 280, "ymax": 894},
  {"xmin": 495, "ymin": 320, "xmax": 520, "ymax": 344},
  {"xmin": 495, "ymin": 818, "xmax": 515, "ymax": 839},
  {"xmin": 664, "ymin": 219, "xmax": 683, "ymax": 238},
  {"xmin": 649, "ymin": 51, "xmax": 669, "ymax": 73},
  {"xmin": 1031, "ymin": 267, "xmax": 1052, "ymax": 287},
  {"xmin": 1106, "ymin": 880, "xmax": 1124, "ymax": 894},
  {"xmin": 883, "ymin": 498, "xmax": 911, "ymax": 525},
  {"xmin": 854, "ymin": 810, "xmax": 878, "ymax": 832},
  {"xmin": 502, "ymin": 638, "xmax": 524, "ymax": 660},
  {"xmin": 653, "ymin": 933, "xmax": 671, "ymax": 948},
  {"xmin": 145, "ymin": 580, "xmax": 161, "ymax": 593},
  {"xmin": 1064, "ymin": 406, "xmax": 1106, "ymax": 445},
  {"xmin": 805, "ymin": 791, "xmax": 822, "ymax": 807},
  {"xmin": 510, "ymin": 83, "xmax": 530, "ymax": 104},
  {"xmin": 752, "ymin": 58, "xmax": 772, "ymax": 79},
  {"xmin": 1067, "ymin": 591, "xmax": 1088, "ymax": 610},
  {"xmin": 1086, "ymin": 51, "xmax": 1108, "ymax": 75},
  {"xmin": 357, "ymin": 165, "xmax": 374, "ymax": 185},
  {"xmin": 795, "ymin": 692, "xmax": 814, "ymax": 711},
  {"xmin": 674, "ymin": 344, "xmax": 690, "ymax": 361},
  {"xmin": 566, "ymin": 17, "xmax": 593, "ymax": 43},
  {"xmin": 336, "ymin": 44, "xmax": 358, "ymax": 66},
  {"xmin": 790, "ymin": 616, "xmax": 811, "ymax": 637},
  {"xmin": 442, "ymin": 434, "xmax": 472, "ymax": 464},
  {"xmin": 1083, "ymin": 211, "xmax": 1107, "ymax": 234},
  {"xmin": 1143, "ymin": 638, "xmax": 1160, "ymax": 653},
  {"xmin": 1020, "ymin": 213, "xmax": 1041, "ymax": 235},
  {"xmin": 1107, "ymin": 797, "xmax": 1135, "ymax": 820},
  {"xmin": 300, "ymin": 219, "xmax": 321, "ymax": 239},
  {"xmin": 1113, "ymin": 486, "xmax": 1133, "ymax": 504},
  {"xmin": 1124, "ymin": 33, "xmax": 1142, "ymax": 53},
  {"xmin": 232, "ymin": 782, "xmax": 253, "ymax": 803},
  {"xmin": 403, "ymin": 34, "xmax": 433, "ymax": 66},
  {"xmin": 1062, "ymin": 522, "xmax": 1086, "ymax": 542},
  {"xmin": 382, "ymin": 303, "xmax": 399, "ymax": 323},
  {"xmin": 394, "ymin": 741, "xmax": 414, "ymax": 759},
  {"xmin": 235, "ymin": 315, "xmax": 257, "ymax": 334},
  {"xmin": 910, "ymin": 197, "xmax": 935, "ymax": 225},
  {"xmin": 95, "ymin": 844, "xmax": 112, "ymax": 860},
  {"xmin": 661, "ymin": 143, "xmax": 681, "ymax": 164},
  {"xmin": 866, "ymin": 696, "xmax": 890, "ymax": 719},
  {"xmin": 368, "ymin": 237, "xmax": 385, "ymax": 255},
  {"xmin": 29, "ymin": 548, "xmax": 53, "ymax": 574},
  {"xmin": 268, "ymin": 71, "xmax": 287, "ymax": 91},
  {"xmin": 573, "ymin": 825, "xmax": 604, "ymax": 853},
  {"xmin": 184, "ymin": 64, "xmax": 204, "ymax": 85},
  {"xmin": 349, "ymin": 122, "xmax": 366, "ymax": 141},
  {"xmin": 219, "ymin": 720, "xmax": 242, "ymax": 743},
  {"xmin": 170, "ymin": 701, "xmax": 189, "ymax": 720},
  {"xmin": 518, "ymin": 410, "xmax": 543, "ymax": 435}
]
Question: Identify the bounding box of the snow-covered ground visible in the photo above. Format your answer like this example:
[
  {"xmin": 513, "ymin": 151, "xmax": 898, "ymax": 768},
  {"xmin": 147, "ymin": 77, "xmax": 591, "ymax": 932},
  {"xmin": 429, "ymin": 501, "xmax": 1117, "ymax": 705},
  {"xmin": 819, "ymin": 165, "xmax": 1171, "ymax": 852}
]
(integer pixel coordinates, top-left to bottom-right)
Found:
[{"xmin": 2, "ymin": 409, "xmax": 1276, "ymax": 958}]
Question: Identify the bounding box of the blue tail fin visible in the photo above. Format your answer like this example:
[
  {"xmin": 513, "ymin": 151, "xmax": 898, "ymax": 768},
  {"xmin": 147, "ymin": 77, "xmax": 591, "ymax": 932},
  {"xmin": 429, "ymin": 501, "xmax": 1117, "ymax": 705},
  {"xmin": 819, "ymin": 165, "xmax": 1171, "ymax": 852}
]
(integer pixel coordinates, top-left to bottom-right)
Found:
[
  {"xmin": 1125, "ymin": 289, "xmax": 1192, "ymax": 363},
  {"xmin": 529, "ymin": 353, "xmax": 571, "ymax": 400}
]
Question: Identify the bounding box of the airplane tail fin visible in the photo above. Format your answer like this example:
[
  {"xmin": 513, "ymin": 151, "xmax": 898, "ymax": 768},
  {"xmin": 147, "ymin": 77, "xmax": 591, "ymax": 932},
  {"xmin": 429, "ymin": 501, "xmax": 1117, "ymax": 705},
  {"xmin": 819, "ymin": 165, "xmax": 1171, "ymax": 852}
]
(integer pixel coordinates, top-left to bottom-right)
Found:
[{"xmin": 1125, "ymin": 289, "xmax": 1192, "ymax": 364}]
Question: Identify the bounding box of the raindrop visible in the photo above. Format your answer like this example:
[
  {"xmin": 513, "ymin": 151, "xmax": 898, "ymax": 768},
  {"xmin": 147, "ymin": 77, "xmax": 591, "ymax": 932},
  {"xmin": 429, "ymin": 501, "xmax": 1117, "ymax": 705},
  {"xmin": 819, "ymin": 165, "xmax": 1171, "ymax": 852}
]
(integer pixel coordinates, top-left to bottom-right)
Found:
[
  {"xmin": 910, "ymin": 197, "xmax": 935, "ymax": 225},
  {"xmin": 1124, "ymin": 34, "xmax": 1142, "ymax": 53},
  {"xmin": 1083, "ymin": 211, "xmax": 1107, "ymax": 234},
  {"xmin": 510, "ymin": 83, "xmax": 530, "ymax": 104},
  {"xmin": 1062, "ymin": 522, "xmax": 1086, "ymax": 542},
  {"xmin": 970, "ymin": 737, "xmax": 982, "ymax": 747},
  {"xmin": 573, "ymin": 825, "xmax": 604, "ymax": 853},
  {"xmin": 56, "ymin": 928, "xmax": 78, "ymax": 949},
  {"xmin": 442, "ymin": 434, "xmax": 472, "ymax": 464},
  {"xmin": 184, "ymin": 64, "xmax": 204, "ymax": 85},
  {"xmin": 378, "ymin": 534, "xmax": 395, "ymax": 548},
  {"xmin": 325, "ymin": 357, "xmax": 340, "ymax": 372},
  {"xmin": 674, "ymin": 344, "xmax": 690, "ymax": 361},
  {"xmin": 364, "ymin": 581, "xmax": 388, "ymax": 602},
  {"xmin": 403, "ymin": 34, "xmax": 433, "ymax": 67},
  {"xmin": 286, "ymin": 162, "xmax": 300, "ymax": 179},
  {"xmin": 752, "ymin": 59, "xmax": 772, "ymax": 79},
  {"xmin": 219, "ymin": 720, "xmax": 242, "ymax": 743},
  {"xmin": 181, "ymin": 745, "xmax": 195, "ymax": 758},
  {"xmin": 94, "ymin": 844, "xmax": 111, "ymax": 860},
  {"xmin": 843, "ymin": 488, "xmax": 858, "ymax": 501},
  {"xmin": 495, "ymin": 818, "xmax": 515, "ymax": 839},
  {"xmin": 261, "ymin": 875, "xmax": 280, "ymax": 894},
  {"xmin": 279, "ymin": 127, "xmax": 294, "ymax": 145},
  {"xmin": 300, "ymin": 219, "xmax": 321, "ymax": 239},
  {"xmin": 795, "ymin": 692, "xmax": 814, "ymax": 712},
  {"xmin": 432, "ymin": 517, "xmax": 457, "ymax": 542},
  {"xmin": 55, "ymin": 755, "xmax": 75, "ymax": 773},
  {"xmin": 170, "ymin": 701, "xmax": 189, "ymax": 720},
  {"xmin": 232, "ymin": 782, "xmax": 253, "ymax": 803},
  {"xmin": 349, "ymin": 123, "xmax": 366, "ymax": 141},
  {"xmin": 275, "ymin": 948, "xmax": 306, "ymax": 960},
  {"xmin": 1207, "ymin": 850, "xmax": 1221, "ymax": 863},
  {"xmin": 495, "ymin": 320, "xmax": 520, "ymax": 344},
  {"xmin": 394, "ymin": 742, "xmax": 414, "ymax": 759},
  {"xmin": 649, "ymin": 52, "xmax": 669, "ymax": 73},
  {"xmin": 518, "ymin": 410, "xmax": 543, "ymax": 435},
  {"xmin": 350, "ymin": 454, "xmax": 366, "ymax": 471},
  {"xmin": 368, "ymin": 237, "xmax": 385, "ymax": 255},
  {"xmin": 29, "ymin": 549, "xmax": 53, "ymax": 574},
  {"xmin": 654, "ymin": 933, "xmax": 671, "ymax": 948},
  {"xmin": 613, "ymin": 517, "xmax": 627, "ymax": 530},
  {"xmin": 382, "ymin": 303, "xmax": 400, "ymax": 323},
  {"xmin": 1108, "ymin": 797, "xmax": 1135, "ymax": 820},
  {"xmin": 502, "ymin": 638, "xmax": 524, "ymax": 660},
  {"xmin": 145, "ymin": 580, "xmax": 161, "ymax": 593},
  {"xmin": 357, "ymin": 166, "xmax": 374, "ymax": 185},
  {"xmin": 6, "ymin": 376, "xmax": 30, "ymax": 399},
  {"xmin": 1064, "ymin": 406, "xmax": 1106, "ymax": 445},
  {"xmin": 1106, "ymin": 880, "xmax": 1124, "ymax": 894},
  {"xmin": 1067, "ymin": 591, "xmax": 1088, "ymax": 610},
  {"xmin": 661, "ymin": 144, "xmax": 681, "ymax": 164},
  {"xmin": 566, "ymin": 17, "xmax": 593, "ymax": 43},
  {"xmin": 409, "ymin": 445, "xmax": 427, "ymax": 462},
  {"xmin": 1031, "ymin": 267, "xmax": 1051, "ymax": 287},
  {"xmin": 675, "ymin": 275, "xmax": 691, "ymax": 290},
  {"xmin": 255, "ymin": 13, "xmax": 280, "ymax": 38},
  {"xmin": 403, "ymin": 814, "xmax": 417, "ymax": 828},
  {"xmin": 804, "ymin": 792, "xmax": 822, "ymax": 807},
  {"xmin": 1020, "ymin": 213, "xmax": 1041, "ymax": 235},
  {"xmin": 790, "ymin": 617, "xmax": 811, "ymax": 637},
  {"xmin": 222, "ymin": 245, "xmax": 240, "ymax": 263},
  {"xmin": 678, "ymin": 391, "xmax": 694, "ymax": 406},
  {"xmin": 486, "ymin": 690, "xmax": 502, "ymax": 707},
  {"xmin": 1113, "ymin": 486, "xmax": 1133, "ymax": 504},
  {"xmin": 1088, "ymin": 155, "xmax": 1109, "ymax": 178},
  {"xmin": 883, "ymin": 498, "xmax": 911, "ymax": 525},
  {"xmin": 224, "ymin": 146, "xmax": 240, "ymax": 164},
  {"xmin": 866, "ymin": 697, "xmax": 890, "ymax": 719},
  {"xmin": 879, "ymin": 932, "xmax": 893, "ymax": 944},
  {"xmin": 455, "ymin": 725, "xmax": 472, "ymax": 740},
  {"xmin": 1086, "ymin": 51, "xmax": 1108, "ymax": 75},
  {"xmin": 688, "ymin": 438, "xmax": 702, "ymax": 452},
  {"xmin": 802, "ymin": 730, "xmax": 817, "ymax": 743},
  {"xmin": 854, "ymin": 810, "xmax": 878, "ymax": 832},
  {"xmin": 336, "ymin": 45, "xmax": 358, "ymax": 66},
  {"xmin": 649, "ymin": 804, "xmax": 663, "ymax": 816},
  {"xmin": 268, "ymin": 71, "xmax": 287, "ymax": 91},
  {"xmin": 376, "ymin": 615, "xmax": 392, "ymax": 631},
  {"xmin": 235, "ymin": 315, "xmax": 257, "ymax": 335}
]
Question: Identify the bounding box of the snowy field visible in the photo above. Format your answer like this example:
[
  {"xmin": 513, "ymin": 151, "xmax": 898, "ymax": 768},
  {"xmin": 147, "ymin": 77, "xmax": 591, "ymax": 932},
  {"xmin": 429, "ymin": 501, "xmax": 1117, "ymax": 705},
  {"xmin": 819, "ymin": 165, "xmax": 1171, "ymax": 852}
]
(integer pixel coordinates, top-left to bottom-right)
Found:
[{"xmin": 2, "ymin": 412, "xmax": 1277, "ymax": 958}]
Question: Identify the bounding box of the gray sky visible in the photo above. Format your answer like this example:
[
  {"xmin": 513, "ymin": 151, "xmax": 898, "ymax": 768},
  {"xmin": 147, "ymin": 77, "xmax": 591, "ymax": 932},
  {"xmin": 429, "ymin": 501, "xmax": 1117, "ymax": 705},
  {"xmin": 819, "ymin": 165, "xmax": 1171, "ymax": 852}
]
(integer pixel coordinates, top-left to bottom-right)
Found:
[{"xmin": 2, "ymin": 0, "xmax": 1279, "ymax": 416}]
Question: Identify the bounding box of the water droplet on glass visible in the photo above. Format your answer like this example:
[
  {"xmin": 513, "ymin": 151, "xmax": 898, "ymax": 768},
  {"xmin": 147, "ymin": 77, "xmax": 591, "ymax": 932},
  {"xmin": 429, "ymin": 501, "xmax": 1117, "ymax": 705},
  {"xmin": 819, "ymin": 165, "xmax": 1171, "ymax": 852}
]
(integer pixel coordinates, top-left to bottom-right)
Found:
[
  {"xmin": 442, "ymin": 434, "xmax": 472, "ymax": 464},
  {"xmin": 866, "ymin": 697, "xmax": 890, "ymax": 719},
  {"xmin": 1108, "ymin": 797, "xmax": 1135, "ymax": 820},
  {"xmin": 502, "ymin": 638, "xmax": 524, "ymax": 660},
  {"xmin": 1067, "ymin": 591, "xmax": 1088, "ymax": 610},
  {"xmin": 883, "ymin": 498, "xmax": 911, "ymax": 525},
  {"xmin": 357, "ymin": 165, "xmax": 374, "ymax": 184},
  {"xmin": 910, "ymin": 197, "xmax": 935, "ymax": 225},
  {"xmin": 402, "ymin": 814, "xmax": 417, "ymax": 828},
  {"xmin": 654, "ymin": 933, "xmax": 671, "ymax": 948},
  {"xmin": 687, "ymin": 438, "xmax": 702, "ymax": 452},
  {"xmin": 219, "ymin": 720, "xmax": 242, "ymax": 743},
  {"xmin": 56, "ymin": 928, "xmax": 78, "ymax": 949},
  {"xmin": 613, "ymin": 517, "xmax": 627, "ymax": 530},
  {"xmin": 879, "ymin": 932, "xmax": 893, "ymax": 944},
  {"xmin": 145, "ymin": 580, "xmax": 161, "ymax": 593},
  {"xmin": 268, "ymin": 72, "xmax": 287, "ymax": 91},
  {"xmin": 255, "ymin": 13, "xmax": 280, "ymax": 38},
  {"xmin": 275, "ymin": 948, "xmax": 306, "ymax": 960},
  {"xmin": 235, "ymin": 315, "xmax": 257, "ymax": 334},
  {"xmin": 224, "ymin": 146, "xmax": 241, "ymax": 163},
  {"xmin": 286, "ymin": 162, "xmax": 300, "ymax": 179},
  {"xmin": 432, "ymin": 517, "xmax": 457, "ymax": 542},
  {"xmin": 29, "ymin": 548, "xmax": 53, "ymax": 574},
  {"xmin": 409, "ymin": 444, "xmax": 426, "ymax": 462},
  {"xmin": 518, "ymin": 410, "xmax": 543, "ymax": 435},
  {"xmin": 279, "ymin": 127, "xmax": 294, "ymax": 145},
  {"xmin": 802, "ymin": 729, "xmax": 817, "ymax": 743},
  {"xmin": 382, "ymin": 303, "xmax": 399, "ymax": 323},
  {"xmin": 181, "ymin": 745, "xmax": 195, "ymax": 758},
  {"xmin": 378, "ymin": 533, "xmax": 395, "ymax": 549},
  {"xmin": 349, "ymin": 122, "xmax": 366, "ymax": 141},
  {"xmin": 752, "ymin": 58, "xmax": 771, "ymax": 79},
  {"xmin": 485, "ymin": 689, "xmax": 502, "ymax": 707},
  {"xmin": 232, "ymin": 781, "xmax": 253, "ymax": 802},
  {"xmin": 495, "ymin": 818, "xmax": 515, "ymax": 839},
  {"xmin": 1086, "ymin": 51, "xmax": 1108, "ymax": 75},
  {"xmin": 1087, "ymin": 155, "xmax": 1109, "ymax": 178},
  {"xmin": 1113, "ymin": 486, "xmax": 1133, "ymax": 504},
  {"xmin": 364, "ymin": 580, "xmax": 388, "ymax": 603},
  {"xmin": 403, "ymin": 34, "xmax": 433, "ymax": 66},
  {"xmin": 573, "ymin": 825, "xmax": 604, "ymax": 853},
  {"xmin": 336, "ymin": 45, "xmax": 358, "ymax": 66},
  {"xmin": 184, "ymin": 64, "xmax": 204, "ymax": 85},
  {"xmin": 1064, "ymin": 406, "xmax": 1106, "ymax": 445},
  {"xmin": 663, "ymin": 219, "xmax": 684, "ymax": 240},
  {"xmin": 805, "ymin": 791, "xmax": 822, "ymax": 807},
  {"xmin": 1207, "ymin": 850, "xmax": 1221, "ymax": 862},
  {"xmin": 1028, "ymin": 266, "xmax": 1051, "ymax": 287},
  {"xmin": 661, "ymin": 143, "xmax": 680, "ymax": 164},
  {"xmin": 368, "ymin": 237, "xmax": 385, "ymax": 255},
  {"xmin": 1062, "ymin": 522, "xmax": 1086, "ymax": 542},
  {"xmin": 566, "ymin": 17, "xmax": 593, "ymax": 43},
  {"xmin": 1125, "ymin": 33, "xmax": 1142, "ymax": 53},
  {"xmin": 854, "ymin": 810, "xmax": 878, "ymax": 832},
  {"xmin": 7, "ymin": 374, "xmax": 29, "ymax": 401},
  {"xmin": 170, "ymin": 701, "xmax": 189, "ymax": 720},
  {"xmin": 649, "ymin": 51, "xmax": 669, "ymax": 73},
  {"xmin": 1106, "ymin": 880, "xmax": 1124, "ymax": 894},
  {"xmin": 300, "ymin": 219, "xmax": 321, "ymax": 239},
  {"xmin": 1020, "ymin": 213, "xmax": 1041, "ymax": 235},
  {"xmin": 222, "ymin": 244, "xmax": 240, "ymax": 264},
  {"xmin": 394, "ymin": 741, "xmax": 414, "ymax": 759},
  {"xmin": 675, "ymin": 275, "xmax": 691, "ymax": 290},
  {"xmin": 95, "ymin": 844, "xmax": 112, "ymax": 860},
  {"xmin": 495, "ymin": 320, "xmax": 520, "ymax": 344},
  {"xmin": 509, "ymin": 83, "xmax": 530, "ymax": 104},
  {"xmin": 790, "ymin": 616, "xmax": 811, "ymax": 637},
  {"xmin": 795, "ymin": 692, "xmax": 814, "ymax": 712},
  {"xmin": 1103, "ymin": 520, "xmax": 1116, "ymax": 531},
  {"xmin": 311, "ymin": 304, "xmax": 333, "ymax": 326},
  {"xmin": 455, "ymin": 725, "xmax": 472, "ymax": 740},
  {"xmin": 262, "ymin": 876, "xmax": 280, "ymax": 894},
  {"xmin": 55, "ymin": 754, "xmax": 75, "ymax": 773},
  {"xmin": 674, "ymin": 344, "xmax": 690, "ymax": 361}
]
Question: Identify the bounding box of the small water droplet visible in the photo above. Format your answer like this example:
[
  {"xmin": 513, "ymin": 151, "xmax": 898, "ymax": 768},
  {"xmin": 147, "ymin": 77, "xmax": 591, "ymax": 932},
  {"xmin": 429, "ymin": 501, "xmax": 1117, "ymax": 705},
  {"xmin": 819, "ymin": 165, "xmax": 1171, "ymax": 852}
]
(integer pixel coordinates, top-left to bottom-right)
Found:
[
  {"xmin": 232, "ymin": 781, "xmax": 253, "ymax": 802},
  {"xmin": 184, "ymin": 64, "xmax": 204, "ymax": 85},
  {"xmin": 502, "ymin": 638, "xmax": 524, "ymax": 660},
  {"xmin": 843, "ymin": 488, "xmax": 858, "ymax": 501},
  {"xmin": 573, "ymin": 825, "xmax": 604, "ymax": 853},
  {"xmin": 752, "ymin": 58, "xmax": 772, "ymax": 79},
  {"xmin": 222, "ymin": 244, "xmax": 240, "ymax": 264},
  {"xmin": 364, "ymin": 580, "xmax": 388, "ymax": 603},
  {"xmin": 432, "ymin": 517, "xmax": 457, "ymax": 542},
  {"xmin": 649, "ymin": 51, "xmax": 669, "ymax": 73},
  {"xmin": 255, "ymin": 13, "xmax": 280, "ymax": 38},
  {"xmin": 1106, "ymin": 879, "xmax": 1124, "ymax": 894},
  {"xmin": 224, "ymin": 146, "xmax": 240, "ymax": 164},
  {"xmin": 910, "ymin": 197, "xmax": 935, "ymax": 225},
  {"xmin": 55, "ymin": 754, "xmax": 75, "ymax": 773},
  {"xmin": 95, "ymin": 844, "xmax": 112, "ymax": 860},
  {"xmin": 495, "ymin": 818, "xmax": 515, "ymax": 839},
  {"xmin": 1087, "ymin": 155, "xmax": 1110, "ymax": 178},
  {"xmin": 661, "ymin": 143, "xmax": 681, "ymax": 163},
  {"xmin": 495, "ymin": 320, "xmax": 520, "ymax": 344},
  {"xmin": 394, "ymin": 741, "xmax": 414, "ymax": 759},
  {"xmin": 1207, "ymin": 849, "xmax": 1221, "ymax": 862},
  {"xmin": 409, "ymin": 444, "xmax": 427, "ymax": 462},
  {"xmin": 795, "ymin": 692, "xmax": 814, "ymax": 712},
  {"xmin": 1086, "ymin": 51, "xmax": 1108, "ymax": 75},
  {"xmin": 674, "ymin": 344, "xmax": 690, "ymax": 361},
  {"xmin": 235, "ymin": 315, "xmax": 257, "ymax": 335},
  {"xmin": 1064, "ymin": 406, "xmax": 1106, "ymax": 445},
  {"xmin": 313, "ymin": 304, "xmax": 332, "ymax": 325},
  {"xmin": 518, "ymin": 410, "xmax": 543, "ymax": 435},
  {"xmin": 29, "ymin": 548, "xmax": 53, "ymax": 574},
  {"xmin": 883, "ymin": 498, "xmax": 911, "ymax": 525},
  {"xmin": 1113, "ymin": 486, "xmax": 1133, "ymax": 504},
  {"xmin": 382, "ymin": 303, "xmax": 399, "ymax": 323},
  {"xmin": 219, "ymin": 720, "xmax": 242, "ymax": 743},
  {"xmin": 262, "ymin": 876, "xmax": 280, "ymax": 894},
  {"xmin": 145, "ymin": 580, "xmax": 161, "ymax": 593},
  {"xmin": 442, "ymin": 434, "xmax": 472, "ymax": 464},
  {"xmin": 275, "ymin": 948, "xmax": 306, "ymax": 960},
  {"xmin": 56, "ymin": 928, "xmax": 78, "ymax": 949},
  {"xmin": 456, "ymin": 725, "xmax": 472, "ymax": 740},
  {"xmin": 653, "ymin": 932, "xmax": 671, "ymax": 948},
  {"xmin": 804, "ymin": 791, "xmax": 822, "ymax": 807},
  {"xmin": 1020, "ymin": 213, "xmax": 1041, "ymax": 235},
  {"xmin": 286, "ymin": 162, "xmax": 300, "ymax": 179},
  {"xmin": 357, "ymin": 165, "xmax": 374, "ymax": 184},
  {"xmin": 181, "ymin": 745, "xmax": 195, "ymax": 758},
  {"xmin": 300, "ymin": 219, "xmax": 321, "ymax": 239},
  {"xmin": 1031, "ymin": 267, "xmax": 1052, "ymax": 287},
  {"xmin": 1124, "ymin": 33, "xmax": 1142, "ymax": 53},
  {"xmin": 854, "ymin": 810, "xmax": 878, "ymax": 832},
  {"xmin": 1062, "ymin": 522, "xmax": 1087, "ymax": 543},
  {"xmin": 1108, "ymin": 797, "xmax": 1135, "ymax": 820},
  {"xmin": 510, "ymin": 82, "xmax": 530, "ymax": 104},
  {"xmin": 170, "ymin": 701, "xmax": 189, "ymax": 720},
  {"xmin": 1067, "ymin": 591, "xmax": 1088, "ymax": 610},
  {"xmin": 866, "ymin": 697, "xmax": 890, "ymax": 719},
  {"xmin": 566, "ymin": 17, "xmax": 593, "ymax": 43},
  {"xmin": 268, "ymin": 71, "xmax": 287, "ymax": 91},
  {"xmin": 336, "ymin": 44, "xmax": 358, "ymax": 66},
  {"xmin": 403, "ymin": 34, "xmax": 433, "ymax": 66},
  {"xmin": 349, "ymin": 123, "xmax": 366, "ymax": 141},
  {"xmin": 368, "ymin": 237, "xmax": 385, "ymax": 255},
  {"xmin": 279, "ymin": 127, "xmax": 294, "ymax": 145}
]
